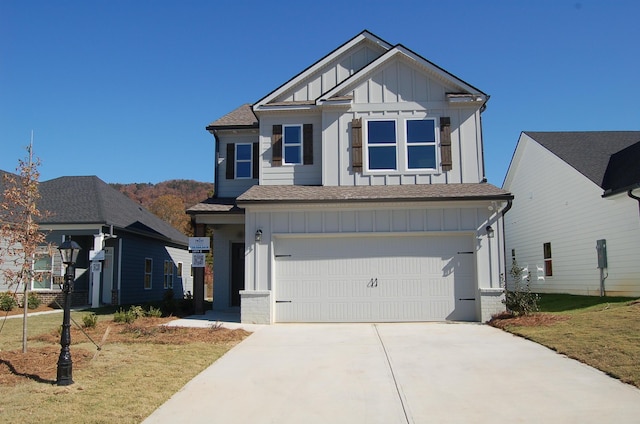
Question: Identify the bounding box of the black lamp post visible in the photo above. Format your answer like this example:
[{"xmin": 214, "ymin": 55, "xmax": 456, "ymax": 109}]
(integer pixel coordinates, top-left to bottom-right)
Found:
[{"xmin": 56, "ymin": 238, "xmax": 81, "ymax": 386}]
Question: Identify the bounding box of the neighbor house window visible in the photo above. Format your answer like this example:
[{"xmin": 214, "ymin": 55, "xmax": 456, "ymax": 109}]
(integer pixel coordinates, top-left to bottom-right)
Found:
[
  {"xmin": 235, "ymin": 143, "xmax": 253, "ymax": 178},
  {"xmin": 32, "ymin": 253, "xmax": 53, "ymax": 290},
  {"xmin": 543, "ymin": 242, "xmax": 553, "ymax": 276},
  {"xmin": 177, "ymin": 262, "xmax": 183, "ymax": 281},
  {"xmin": 164, "ymin": 260, "xmax": 174, "ymax": 289},
  {"xmin": 283, "ymin": 125, "xmax": 302, "ymax": 165},
  {"xmin": 144, "ymin": 258, "xmax": 153, "ymax": 289},
  {"xmin": 367, "ymin": 120, "xmax": 397, "ymax": 170},
  {"xmin": 406, "ymin": 119, "xmax": 437, "ymax": 169}
]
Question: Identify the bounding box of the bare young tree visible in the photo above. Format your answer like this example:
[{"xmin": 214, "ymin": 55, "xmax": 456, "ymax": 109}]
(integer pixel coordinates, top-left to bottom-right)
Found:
[{"xmin": 0, "ymin": 142, "xmax": 47, "ymax": 353}]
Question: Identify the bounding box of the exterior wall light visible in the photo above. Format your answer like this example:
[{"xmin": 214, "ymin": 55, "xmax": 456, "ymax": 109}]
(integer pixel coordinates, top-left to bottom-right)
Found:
[
  {"xmin": 255, "ymin": 229, "xmax": 262, "ymax": 242},
  {"xmin": 486, "ymin": 225, "xmax": 495, "ymax": 239},
  {"xmin": 56, "ymin": 238, "xmax": 81, "ymax": 386}
]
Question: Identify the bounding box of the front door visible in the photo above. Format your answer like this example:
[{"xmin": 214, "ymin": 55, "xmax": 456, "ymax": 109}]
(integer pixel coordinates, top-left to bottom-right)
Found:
[{"xmin": 230, "ymin": 243, "xmax": 245, "ymax": 307}]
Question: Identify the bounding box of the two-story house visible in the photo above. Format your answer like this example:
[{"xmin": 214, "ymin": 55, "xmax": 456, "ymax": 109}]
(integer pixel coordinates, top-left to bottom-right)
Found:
[{"xmin": 188, "ymin": 31, "xmax": 513, "ymax": 324}]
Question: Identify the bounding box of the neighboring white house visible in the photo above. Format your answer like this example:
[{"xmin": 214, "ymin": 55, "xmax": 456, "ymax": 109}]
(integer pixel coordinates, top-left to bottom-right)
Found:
[
  {"xmin": 503, "ymin": 131, "xmax": 640, "ymax": 297},
  {"xmin": 189, "ymin": 31, "xmax": 513, "ymax": 323}
]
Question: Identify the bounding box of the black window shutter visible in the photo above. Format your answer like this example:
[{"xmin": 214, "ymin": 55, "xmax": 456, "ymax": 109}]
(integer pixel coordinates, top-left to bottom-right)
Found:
[
  {"xmin": 252, "ymin": 142, "xmax": 259, "ymax": 179},
  {"xmin": 226, "ymin": 143, "xmax": 235, "ymax": 179},
  {"xmin": 303, "ymin": 123, "xmax": 313, "ymax": 165},
  {"xmin": 272, "ymin": 125, "xmax": 282, "ymax": 166},
  {"xmin": 351, "ymin": 118, "xmax": 362, "ymax": 172},
  {"xmin": 440, "ymin": 117, "xmax": 452, "ymax": 171}
]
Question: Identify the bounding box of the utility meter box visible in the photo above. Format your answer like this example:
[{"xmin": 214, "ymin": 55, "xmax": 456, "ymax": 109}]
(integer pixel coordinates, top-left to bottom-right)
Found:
[{"xmin": 596, "ymin": 239, "xmax": 607, "ymax": 269}]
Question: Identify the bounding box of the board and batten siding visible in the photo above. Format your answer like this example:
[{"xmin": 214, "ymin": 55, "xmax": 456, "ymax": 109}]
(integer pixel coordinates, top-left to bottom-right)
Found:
[
  {"xmin": 217, "ymin": 131, "xmax": 259, "ymax": 198},
  {"xmin": 243, "ymin": 203, "xmax": 504, "ymax": 296},
  {"xmin": 504, "ymin": 134, "xmax": 640, "ymax": 296},
  {"xmin": 275, "ymin": 43, "xmax": 386, "ymax": 103},
  {"xmin": 259, "ymin": 113, "xmax": 322, "ymax": 186},
  {"xmin": 321, "ymin": 106, "xmax": 483, "ymax": 187}
]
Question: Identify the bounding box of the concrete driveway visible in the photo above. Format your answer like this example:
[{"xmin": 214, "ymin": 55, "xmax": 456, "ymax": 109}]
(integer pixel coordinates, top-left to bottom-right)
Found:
[{"xmin": 144, "ymin": 323, "xmax": 640, "ymax": 423}]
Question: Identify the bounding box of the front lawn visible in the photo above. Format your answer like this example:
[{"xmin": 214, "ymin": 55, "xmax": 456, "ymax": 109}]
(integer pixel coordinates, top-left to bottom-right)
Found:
[
  {"xmin": 0, "ymin": 309, "xmax": 249, "ymax": 423},
  {"xmin": 491, "ymin": 293, "xmax": 640, "ymax": 388}
]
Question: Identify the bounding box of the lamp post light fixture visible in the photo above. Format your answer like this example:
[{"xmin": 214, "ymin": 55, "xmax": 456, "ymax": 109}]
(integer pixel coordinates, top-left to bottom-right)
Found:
[
  {"xmin": 255, "ymin": 229, "xmax": 262, "ymax": 243},
  {"xmin": 56, "ymin": 238, "xmax": 81, "ymax": 386}
]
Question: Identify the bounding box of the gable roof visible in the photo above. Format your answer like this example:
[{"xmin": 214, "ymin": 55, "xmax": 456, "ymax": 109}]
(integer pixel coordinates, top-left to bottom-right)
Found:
[
  {"xmin": 318, "ymin": 44, "xmax": 487, "ymax": 105},
  {"xmin": 38, "ymin": 176, "xmax": 187, "ymax": 245},
  {"xmin": 524, "ymin": 131, "xmax": 640, "ymax": 194},
  {"xmin": 253, "ymin": 30, "xmax": 392, "ymax": 109}
]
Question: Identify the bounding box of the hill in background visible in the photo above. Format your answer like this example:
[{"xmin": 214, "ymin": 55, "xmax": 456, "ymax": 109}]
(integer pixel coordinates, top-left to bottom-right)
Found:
[{"xmin": 111, "ymin": 179, "xmax": 214, "ymax": 235}]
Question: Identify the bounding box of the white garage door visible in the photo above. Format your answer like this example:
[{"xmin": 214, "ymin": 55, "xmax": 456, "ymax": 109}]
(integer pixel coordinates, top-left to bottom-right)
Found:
[{"xmin": 274, "ymin": 234, "xmax": 476, "ymax": 322}]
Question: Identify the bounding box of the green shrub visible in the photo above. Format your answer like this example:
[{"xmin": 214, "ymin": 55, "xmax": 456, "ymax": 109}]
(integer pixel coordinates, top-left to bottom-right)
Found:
[
  {"xmin": 82, "ymin": 312, "xmax": 98, "ymax": 328},
  {"xmin": 113, "ymin": 308, "xmax": 136, "ymax": 324},
  {"xmin": 27, "ymin": 292, "xmax": 41, "ymax": 309},
  {"xmin": 0, "ymin": 292, "xmax": 17, "ymax": 311},
  {"xmin": 129, "ymin": 305, "xmax": 146, "ymax": 319},
  {"xmin": 146, "ymin": 306, "xmax": 163, "ymax": 318},
  {"xmin": 503, "ymin": 259, "xmax": 540, "ymax": 316}
]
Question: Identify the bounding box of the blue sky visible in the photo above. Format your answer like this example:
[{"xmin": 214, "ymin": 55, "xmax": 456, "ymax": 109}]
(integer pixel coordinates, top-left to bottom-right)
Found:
[{"xmin": 1, "ymin": 0, "xmax": 638, "ymax": 186}]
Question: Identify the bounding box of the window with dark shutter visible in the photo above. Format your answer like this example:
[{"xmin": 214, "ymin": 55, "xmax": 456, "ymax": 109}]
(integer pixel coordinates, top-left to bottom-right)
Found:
[
  {"xmin": 272, "ymin": 124, "xmax": 282, "ymax": 166},
  {"xmin": 440, "ymin": 117, "xmax": 452, "ymax": 171},
  {"xmin": 351, "ymin": 118, "xmax": 362, "ymax": 172},
  {"xmin": 252, "ymin": 142, "xmax": 259, "ymax": 179},
  {"xmin": 303, "ymin": 123, "xmax": 313, "ymax": 165},
  {"xmin": 226, "ymin": 143, "xmax": 235, "ymax": 179}
]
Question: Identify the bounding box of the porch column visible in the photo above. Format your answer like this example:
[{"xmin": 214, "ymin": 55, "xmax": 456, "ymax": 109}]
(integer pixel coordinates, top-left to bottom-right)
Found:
[
  {"xmin": 193, "ymin": 223, "xmax": 206, "ymax": 315},
  {"xmin": 91, "ymin": 233, "xmax": 104, "ymax": 308}
]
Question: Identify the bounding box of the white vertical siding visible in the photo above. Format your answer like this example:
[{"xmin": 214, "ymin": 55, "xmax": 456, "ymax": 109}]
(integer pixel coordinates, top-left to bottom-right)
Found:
[
  {"xmin": 259, "ymin": 113, "xmax": 322, "ymax": 186},
  {"xmin": 504, "ymin": 135, "xmax": 640, "ymax": 296},
  {"xmin": 244, "ymin": 203, "xmax": 503, "ymax": 293}
]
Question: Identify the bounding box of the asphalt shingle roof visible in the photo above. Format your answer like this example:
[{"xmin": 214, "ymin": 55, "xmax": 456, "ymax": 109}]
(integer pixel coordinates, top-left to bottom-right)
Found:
[
  {"xmin": 206, "ymin": 104, "xmax": 258, "ymax": 129},
  {"xmin": 236, "ymin": 183, "xmax": 512, "ymax": 204},
  {"xmin": 525, "ymin": 131, "xmax": 640, "ymax": 192},
  {"xmin": 38, "ymin": 176, "xmax": 187, "ymax": 245}
]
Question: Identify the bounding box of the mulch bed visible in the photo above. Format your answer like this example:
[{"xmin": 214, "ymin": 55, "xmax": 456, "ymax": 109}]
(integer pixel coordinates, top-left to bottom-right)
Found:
[{"xmin": 488, "ymin": 311, "xmax": 569, "ymax": 329}]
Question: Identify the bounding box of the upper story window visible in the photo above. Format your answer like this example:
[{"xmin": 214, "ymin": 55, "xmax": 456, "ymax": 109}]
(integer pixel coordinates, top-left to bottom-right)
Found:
[
  {"xmin": 364, "ymin": 118, "xmax": 438, "ymax": 173},
  {"xmin": 283, "ymin": 125, "xmax": 302, "ymax": 165},
  {"xmin": 406, "ymin": 119, "xmax": 436, "ymax": 169},
  {"xmin": 367, "ymin": 120, "xmax": 397, "ymax": 170},
  {"xmin": 235, "ymin": 143, "xmax": 253, "ymax": 179}
]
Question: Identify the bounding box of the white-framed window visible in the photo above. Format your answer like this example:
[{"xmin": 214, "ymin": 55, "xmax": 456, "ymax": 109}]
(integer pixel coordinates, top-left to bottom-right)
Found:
[
  {"xmin": 163, "ymin": 260, "xmax": 174, "ymax": 289},
  {"xmin": 406, "ymin": 119, "xmax": 437, "ymax": 170},
  {"xmin": 235, "ymin": 143, "xmax": 253, "ymax": 179},
  {"xmin": 364, "ymin": 117, "xmax": 439, "ymax": 173},
  {"xmin": 32, "ymin": 252, "xmax": 53, "ymax": 290},
  {"xmin": 144, "ymin": 258, "xmax": 153, "ymax": 290},
  {"xmin": 283, "ymin": 125, "xmax": 302, "ymax": 165},
  {"xmin": 366, "ymin": 120, "xmax": 397, "ymax": 170}
]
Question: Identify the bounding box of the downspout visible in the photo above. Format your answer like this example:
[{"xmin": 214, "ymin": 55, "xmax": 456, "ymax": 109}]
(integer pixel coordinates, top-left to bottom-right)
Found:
[
  {"xmin": 500, "ymin": 199, "xmax": 513, "ymax": 287},
  {"xmin": 629, "ymin": 188, "xmax": 640, "ymax": 217}
]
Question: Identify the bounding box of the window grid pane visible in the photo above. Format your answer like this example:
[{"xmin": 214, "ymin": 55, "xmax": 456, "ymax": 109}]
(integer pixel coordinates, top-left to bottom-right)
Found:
[
  {"xmin": 283, "ymin": 126, "xmax": 302, "ymax": 164},
  {"xmin": 406, "ymin": 119, "xmax": 437, "ymax": 169},
  {"xmin": 235, "ymin": 143, "xmax": 253, "ymax": 178}
]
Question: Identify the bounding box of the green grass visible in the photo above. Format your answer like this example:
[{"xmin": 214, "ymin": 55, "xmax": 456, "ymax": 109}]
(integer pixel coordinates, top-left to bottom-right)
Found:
[
  {"xmin": 0, "ymin": 308, "xmax": 245, "ymax": 423},
  {"xmin": 498, "ymin": 293, "xmax": 640, "ymax": 388}
]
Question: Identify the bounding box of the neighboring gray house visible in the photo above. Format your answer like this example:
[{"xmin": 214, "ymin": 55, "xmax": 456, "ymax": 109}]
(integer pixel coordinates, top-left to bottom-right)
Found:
[
  {"xmin": 0, "ymin": 173, "xmax": 192, "ymax": 306},
  {"xmin": 188, "ymin": 31, "xmax": 513, "ymax": 324},
  {"xmin": 503, "ymin": 131, "xmax": 640, "ymax": 297}
]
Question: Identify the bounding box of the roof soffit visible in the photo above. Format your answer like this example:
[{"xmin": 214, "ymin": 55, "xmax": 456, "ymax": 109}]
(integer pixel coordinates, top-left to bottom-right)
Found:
[{"xmin": 253, "ymin": 31, "xmax": 392, "ymax": 109}]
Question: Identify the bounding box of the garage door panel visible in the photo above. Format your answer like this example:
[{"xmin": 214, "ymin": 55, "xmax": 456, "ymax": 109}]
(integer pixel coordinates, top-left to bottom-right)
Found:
[{"xmin": 275, "ymin": 235, "xmax": 476, "ymax": 322}]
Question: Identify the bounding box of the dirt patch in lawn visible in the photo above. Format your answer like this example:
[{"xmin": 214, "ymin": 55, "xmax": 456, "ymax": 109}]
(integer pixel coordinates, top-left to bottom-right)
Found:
[
  {"xmin": 0, "ymin": 318, "xmax": 250, "ymax": 387},
  {"xmin": 488, "ymin": 311, "xmax": 569, "ymax": 329}
]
